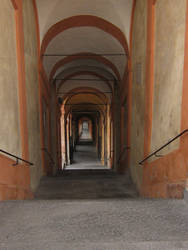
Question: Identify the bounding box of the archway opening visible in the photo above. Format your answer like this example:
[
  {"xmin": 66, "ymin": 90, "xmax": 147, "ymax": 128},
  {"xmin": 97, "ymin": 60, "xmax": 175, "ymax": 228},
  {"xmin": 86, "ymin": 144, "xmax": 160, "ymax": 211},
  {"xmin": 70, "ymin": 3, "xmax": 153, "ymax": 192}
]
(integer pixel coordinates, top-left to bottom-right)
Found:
[
  {"xmin": 60, "ymin": 89, "xmax": 112, "ymax": 170},
  {"xmin": 78, "ymin": 117, "xmax": 93, "ymax": 142},
  {"xmin": 40, "ymin": 14, "xmax": 129, "ymax": 175}
]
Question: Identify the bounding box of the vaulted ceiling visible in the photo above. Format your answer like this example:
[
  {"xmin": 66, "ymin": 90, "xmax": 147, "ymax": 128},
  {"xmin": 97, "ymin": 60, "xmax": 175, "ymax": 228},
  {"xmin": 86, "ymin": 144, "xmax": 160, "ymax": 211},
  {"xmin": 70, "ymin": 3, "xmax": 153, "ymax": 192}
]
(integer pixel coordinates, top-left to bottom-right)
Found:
[{"xmin": 36, "ymin": 0, "xmax": 133, "ymax": 111}]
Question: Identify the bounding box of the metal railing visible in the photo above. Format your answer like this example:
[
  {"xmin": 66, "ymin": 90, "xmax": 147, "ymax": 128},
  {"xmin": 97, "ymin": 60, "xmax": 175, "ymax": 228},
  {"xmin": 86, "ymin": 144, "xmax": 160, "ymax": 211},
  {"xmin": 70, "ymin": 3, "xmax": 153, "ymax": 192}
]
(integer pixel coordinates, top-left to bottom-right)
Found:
[
  {"xmin": 41, "ymin": 148, "xmax": 55, "ymax": 164},
  {"xmin": 0, "ymin": 149, "xmax": 33, "ymax": 166},
  {"xmin": 118, "ymin": 146, "xmax": 130, "ymax": 163},
  {"xmin": 139, "ymin": 129, "xmax": 188, "ymax": 165}
]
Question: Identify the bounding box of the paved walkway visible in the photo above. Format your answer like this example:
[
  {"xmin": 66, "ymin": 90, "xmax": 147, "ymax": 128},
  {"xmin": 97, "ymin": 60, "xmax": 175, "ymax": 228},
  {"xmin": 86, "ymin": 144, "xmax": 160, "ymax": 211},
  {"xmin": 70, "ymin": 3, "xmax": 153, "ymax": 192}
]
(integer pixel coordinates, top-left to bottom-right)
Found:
[
  {"xmin": 65, "ymin": 144, "xmax": 107, "ymax": 170},
  {"xmin": 0, "ymin": 198, "xmax": 188, "ymax": 249},
  {"xmin": 1, "ymin": 146, "xmax": 188, "ymax": 249}
]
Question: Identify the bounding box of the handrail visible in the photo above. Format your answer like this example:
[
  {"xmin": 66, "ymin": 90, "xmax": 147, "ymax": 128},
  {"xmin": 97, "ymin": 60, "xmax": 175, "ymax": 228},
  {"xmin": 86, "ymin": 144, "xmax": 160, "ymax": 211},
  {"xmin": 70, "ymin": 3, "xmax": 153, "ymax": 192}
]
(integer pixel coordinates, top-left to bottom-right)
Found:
[
  {"xmin": 41, "ymin": 148, "xmax": 55, "ymax": 164},
  {"xmin": 118, "ymin": 146, "xmax": 130, "ymax": 163},
  {"xmin": 0, "ymin": 149, "xmax": 33, "ymax": 166},
  {"xmin": 139, "ymin": 129, "xmax": 188, "ymax": 165}
]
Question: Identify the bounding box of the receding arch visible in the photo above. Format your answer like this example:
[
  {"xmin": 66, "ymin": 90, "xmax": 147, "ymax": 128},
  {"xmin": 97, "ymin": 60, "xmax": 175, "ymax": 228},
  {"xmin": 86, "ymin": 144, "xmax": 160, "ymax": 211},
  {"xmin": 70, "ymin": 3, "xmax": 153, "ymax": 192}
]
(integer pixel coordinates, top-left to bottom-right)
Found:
[
  {"xmin": 63, "ymin": 87, "xmax": 109, "ymax": 106},
  {"xmin": 41, "ymin": 15, "xmax": 129, "ymax": 57},
  {"xmin": 57, "ymin": 71, "xmax": 114, "ymax": 95},
  {"xmin": 49, "ymin": 52, "xmax": 121, "ymax": 82},
  {"xmin": 63, "ymin": 87, "xmax": 108, "ymax": 119}
]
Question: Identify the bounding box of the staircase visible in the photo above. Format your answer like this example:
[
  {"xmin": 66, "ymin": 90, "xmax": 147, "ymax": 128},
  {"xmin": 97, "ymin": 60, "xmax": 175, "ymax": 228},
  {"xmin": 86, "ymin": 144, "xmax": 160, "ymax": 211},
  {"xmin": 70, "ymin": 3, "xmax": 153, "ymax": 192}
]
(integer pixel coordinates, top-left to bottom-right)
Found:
[
  {"xmin": 35, "ymin": 169, "xmax": 138, "ymax": 199},
  {"xmin": 0, "ymin": 170, "xmax": 188, "ymax": 250}
]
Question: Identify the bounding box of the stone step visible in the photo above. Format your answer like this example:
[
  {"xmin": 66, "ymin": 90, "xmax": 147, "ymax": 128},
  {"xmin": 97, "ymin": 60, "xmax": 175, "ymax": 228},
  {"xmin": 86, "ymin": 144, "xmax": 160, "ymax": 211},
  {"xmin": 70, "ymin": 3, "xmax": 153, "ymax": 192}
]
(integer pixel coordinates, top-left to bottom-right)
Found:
[
  {"xmin": 0, "ymin": 199, "xmax": 188, "ymax": 250},
  {"xmin": 61, "ymin": 168, "xmax": 116, "ymax": 176},
  {"xmin": 1, "ymin": 240, "xmax": 188, "ymax": 250},
  {"xmin": 35, "ymin": 170, "xmax": 138, "ymax": 200}
]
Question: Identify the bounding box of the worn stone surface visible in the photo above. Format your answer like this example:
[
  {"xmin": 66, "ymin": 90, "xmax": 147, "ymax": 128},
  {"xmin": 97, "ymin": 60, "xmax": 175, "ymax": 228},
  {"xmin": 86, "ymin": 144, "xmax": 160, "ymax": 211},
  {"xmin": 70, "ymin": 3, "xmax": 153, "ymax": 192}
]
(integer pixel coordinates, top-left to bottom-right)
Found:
[
  {"xmin": 46, "ymin": 145, "xmax": 135, "ymax": 200},
  {"xmin": 0, "ymin": 199, "xmax": 188, "ymax": 249},
  {"xmin": 35, "ymin": 169, "xmax": 138, "ymax": 199}
]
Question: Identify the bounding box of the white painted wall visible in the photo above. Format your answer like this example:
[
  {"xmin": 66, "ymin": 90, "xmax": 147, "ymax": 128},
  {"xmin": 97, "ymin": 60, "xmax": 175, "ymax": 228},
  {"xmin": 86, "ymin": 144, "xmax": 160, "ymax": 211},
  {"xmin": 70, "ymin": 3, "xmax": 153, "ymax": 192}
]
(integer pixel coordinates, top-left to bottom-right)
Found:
[
  {"xmin": 55, "ymin": 65, "xmax": 117, "ymax": 86},
  {"xmin": 53, "ymin": 59, "xmax": 117, "ymax": 81},
  {"xmin": 36, "ymin": 0, "xmax": 133, "ymax": 45}
]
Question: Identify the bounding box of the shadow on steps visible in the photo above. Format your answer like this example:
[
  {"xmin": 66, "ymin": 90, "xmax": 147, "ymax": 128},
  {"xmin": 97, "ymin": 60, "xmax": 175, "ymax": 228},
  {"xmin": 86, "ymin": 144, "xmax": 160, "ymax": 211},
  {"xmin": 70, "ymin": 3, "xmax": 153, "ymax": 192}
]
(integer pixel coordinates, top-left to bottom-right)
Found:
[{"xmin": 35, "ymin": 169, "xmax": 138, "ymax": 200}]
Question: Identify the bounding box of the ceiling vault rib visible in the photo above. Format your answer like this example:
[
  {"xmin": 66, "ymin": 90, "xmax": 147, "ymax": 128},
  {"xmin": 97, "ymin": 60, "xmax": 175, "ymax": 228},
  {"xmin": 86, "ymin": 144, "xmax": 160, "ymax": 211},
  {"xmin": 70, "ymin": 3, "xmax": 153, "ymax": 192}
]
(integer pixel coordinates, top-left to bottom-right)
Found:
[
  {"xmin": 42, "ymin": 53, "xmax": 127, "ymax": 57},
  {"xmin": 54, "ymin": 78, "xmax": 119, "ymax": 82},
  {"xmin": 58, "ymin": 91, "xmax": 112, "ymax": 94},
  {"xmin": 72, "ymin": 111, "xmax": 99, "ymax": 113},
  {"xmin": 65, "ymin": 104, "xmax": 107, "ymax": 106}
]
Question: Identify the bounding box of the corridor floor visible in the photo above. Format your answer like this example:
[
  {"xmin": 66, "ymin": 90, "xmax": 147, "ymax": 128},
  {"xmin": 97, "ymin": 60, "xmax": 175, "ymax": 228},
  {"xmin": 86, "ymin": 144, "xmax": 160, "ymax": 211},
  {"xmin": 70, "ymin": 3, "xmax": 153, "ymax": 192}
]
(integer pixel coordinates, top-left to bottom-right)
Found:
[
  {"xmin": 79, "ymin": 129, "xmax": 92, "ymax": 140},
  {"xmin": 65, "ymin": 144, "xmax": 108, "ymax": 170}
]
